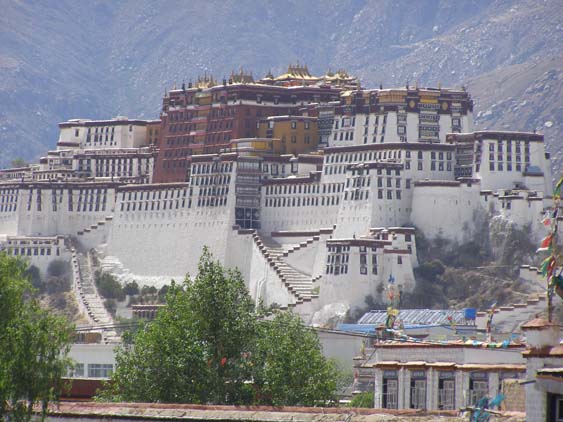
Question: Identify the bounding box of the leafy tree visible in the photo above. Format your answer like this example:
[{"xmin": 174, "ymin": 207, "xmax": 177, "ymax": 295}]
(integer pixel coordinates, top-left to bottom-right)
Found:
[
  {"xmin": 47, "ymin": 260, "xmax": 69, "ymax": 278},
  {"xmin": 45, "ymin": 275, "xmax": 71, "ymax": 294},
  {"xmin": 0, "ymin": 253, "xmax": 73, "ymax": 421},
  {"xmin": 99, "ymin": 248, "xmax": 256, "ymax": 404},
  {"xmin": 253, "ymin": 311, "xmax": 337, "ymax": 406},
  {"xmin": 99, "ymin": 247, "xmax": 337, "ymax": 406},
  {"xmin": 349, "ymin": 392, "xmax": 374, "ymax": 408},
  {"xmin": 24, "ymin": 264, "xmax": 42, "ymax": 291},
  {"xmin": 140, "ymin": 285, "xmax": 157, "ymax": 296},
  {"xmin": 123, "ymin": 281, "xmax": 139, "ymax": 296},
  {"xmin": 104, "ymin": 298, "xmax": 117, "ymax": 316},
  {"xmin": 95, "ymin": 271, "xmax": 125, "ymax": 301},
  {"xmin": 10, "ymin": 158, "xmax": 28, "ymax": 168}
]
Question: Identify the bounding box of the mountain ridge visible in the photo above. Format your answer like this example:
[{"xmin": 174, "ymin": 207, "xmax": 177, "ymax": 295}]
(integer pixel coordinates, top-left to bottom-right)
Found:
[{"xmin": 1, "ymin": 0, "xmax": 561, "ymax": 174}]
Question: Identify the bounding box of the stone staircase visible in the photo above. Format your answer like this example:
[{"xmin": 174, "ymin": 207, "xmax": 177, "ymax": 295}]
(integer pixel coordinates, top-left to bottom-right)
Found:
[
  {"xmin": 476, "ymin": 293, "xmax": 547, "ymax": 334},
  {"xmin": 250, "ymin": 232, "xmax": 320, "ymax": 305},
  {"xmin": 76, "ymin": 215, "xmax": 113, "ymax": 237},
  {"xmin": 70, "ymin": 243, "xmax": 119, "ymax": 343}
]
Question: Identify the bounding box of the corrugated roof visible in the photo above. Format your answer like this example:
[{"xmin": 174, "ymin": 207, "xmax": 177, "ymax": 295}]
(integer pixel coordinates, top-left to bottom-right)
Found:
[{"xmin": 357, "ymin": 309, "xmax": 471, "ymax": 326}]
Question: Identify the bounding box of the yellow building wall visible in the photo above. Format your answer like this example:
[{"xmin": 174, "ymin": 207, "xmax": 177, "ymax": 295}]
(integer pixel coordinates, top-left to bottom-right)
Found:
[{"xmin": 257, "ymin": 119, "xmax": 318, "ymax": 155}]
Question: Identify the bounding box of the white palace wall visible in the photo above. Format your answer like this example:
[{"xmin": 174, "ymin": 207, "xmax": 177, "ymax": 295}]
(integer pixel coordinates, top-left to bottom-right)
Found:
[
  {"xmin": 0, "ymin": 183, "xmax": 117, "ymax": 240},
  {"xmin": 411, "ymin": 181, "xmax": 482, "ymax": 242},
  {"xmin": 106, "ymin": 196, "xmax": 235, "ymax": 280}
]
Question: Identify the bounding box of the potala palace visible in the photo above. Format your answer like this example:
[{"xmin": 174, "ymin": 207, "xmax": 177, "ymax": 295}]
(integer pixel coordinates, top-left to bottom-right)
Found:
[{"xmin": 0, "ymin": 65, "xmax": 554, "ymax": 323}]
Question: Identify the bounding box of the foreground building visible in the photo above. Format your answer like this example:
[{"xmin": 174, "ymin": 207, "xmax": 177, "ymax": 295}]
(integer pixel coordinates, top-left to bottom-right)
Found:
[
  {"xmin": 353, "ymin": 339, "xmax": 525, "ymax": 411},
  {"xmin": 0, "ymin": 66, "xmax": 554, "ymax": 324}
]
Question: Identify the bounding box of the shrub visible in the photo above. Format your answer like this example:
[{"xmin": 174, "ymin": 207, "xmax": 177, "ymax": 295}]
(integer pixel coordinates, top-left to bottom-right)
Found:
[
  {"xmin": 24, "ymin": 265, "xmax": 43, "ymax": 292},
  {"xmin": 47, "ymin": 260, "xmax": 70, "ymax": 278},
  {"xmin": 45, "ymin": 276, "xmax": 71, "ymax": 294},
  {"xmin": 123, "ymin": 281, "xmax": 139, "ymax": 296},
  {"xmin": 349, "ymin": 392, "xmax": 374, "ymax": 408},
  {"xmin": 104, "ymin": 299, "xmax": 117, "ymax": 316},
  {"xmin": 96, "ymin": 272, "xmax": 125, "ymax": 301},
  {"xmin": 141, "ymin": 285, "xmax": 157, "ymax": 296}
]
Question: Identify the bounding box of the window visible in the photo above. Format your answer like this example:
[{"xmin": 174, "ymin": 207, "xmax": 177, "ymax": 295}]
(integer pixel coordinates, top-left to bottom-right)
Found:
[
  {"xmin": 410, "ymin": 371, "xmax": 427, "ymax": 409},
  {"xmin": 438, "ymin": 373, "xmax": 455, "ymax": 410},
  {"xmin": 383, "ymin": 372, "xmax": 398, "ymax": 409},
  {"xmin": 74, "ymin": 129, "xmax": 79, "ymax": 137},
  {"xmin": 291, "ymin": 135, "xmax": 297, "ymax": 144},
  {"xmin": 468, "ymin": 375, "xmax": 489, "ymax": 406},
  {"xmin": 291, "ymin": 121, "xmax": 297, "ymax": 129},
  {"xmin": 305, "ymin": 121, "xmax": 310, "ymax": 129},
  {"xmin": 69, "ymin": 363, "xmax": 85, "ymax": 378},
  {"xmin": 88, "ymin": 363, "xmax": 114, "ymax": 378}
]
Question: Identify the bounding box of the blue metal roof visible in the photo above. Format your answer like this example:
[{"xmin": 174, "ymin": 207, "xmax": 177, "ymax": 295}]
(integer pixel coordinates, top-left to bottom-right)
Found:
[{"xmin": 356, "ymin": 309, "xmax": 474, "ymax": 326}]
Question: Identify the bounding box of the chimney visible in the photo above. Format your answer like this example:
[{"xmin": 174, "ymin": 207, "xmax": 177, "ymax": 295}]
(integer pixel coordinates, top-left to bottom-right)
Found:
[{"xmin": 521, "ymin": 318, "xmax": 560, "ymax": 349}]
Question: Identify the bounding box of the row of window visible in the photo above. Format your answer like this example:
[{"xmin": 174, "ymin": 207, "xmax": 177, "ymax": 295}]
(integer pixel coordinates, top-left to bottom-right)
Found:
[
  {"xmin": 381, "ymin": 369, "xmax": 520, "ymax": 410},
  {"xmin": 4, "ymin": 247, "xmax": 60, "ymax": 257},
  {"xmin": 488, "ymin": 141, "xmax": 530, "ymax": 153},
  {"xmin": 488, "ymin": 153, "xmax": 530, "ymax": 163},
  {"xmin": 120, "ymin": 199, "xmax": 189, "ymax": 212},
  {"xmin": 192, "ymin": 162, "xmax": 234, "ymax": 175},
  {"xmin": 86, "ymin": 126, "xmax": 116, "ymax": 135},
  {"xmin": 0, "ymin": 192, "xmax": 17, "ymax": 202},
  {"xmin": 192, "ymin": 175, "xmax": 231, "ymax": 186},
  {"xmin": 377, "ymin": 190, "xmax": 403, "ymax": 200},
  {"xmin": 344, "ymin": 190, "xmax": 370, "ymax": 201},
  {"xmin": 120, "ymin": 189, "xmax": 187, "ymax": 202},
  {"xmin": 265, "ymin": 183, "xmax": 343, "ymax": 196},
  {"xmin": 69, "ymin": 363, "xmax": 114, "ymax": 379},
  {"xmin": 326, "ymin": 148, "xmax": 447, "ymax": 164},
  {"xmin": 198, "ymin": 187, "xmax": 229, "ymax": 197},
  {"xmin": 488, "ymin": 162, "xmax": 525, "ymax": 172},
  {"xmin": 264, "ymin": 196, "xmax": 340, "ymax": 208}
]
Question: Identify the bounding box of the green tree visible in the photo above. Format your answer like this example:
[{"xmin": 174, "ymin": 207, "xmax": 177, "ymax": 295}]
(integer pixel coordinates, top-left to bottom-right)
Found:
[
  {"xmin": 253, "ymin": 311, "xmax": 337, "ymax": 406},
  {"xmin": 0, "ymin": 253, "xmax": 73, "ymax": 421},
  {"xmin": 99, "ymin": 247, "xmax": 338, "ymax": 406},
  {"xmin": 349, "ymin": 392, "xmax": 374, "ymax": 408},
  {"xmin": 10, "ymin": 158, "xmax": 28, "ymax": 168},
  {"xmin": 99, "ymin": 248, "xmax": 256, "ymax": 404},
  {"xmin": 95, "ymin": 271, "xmax": 125, "ymax": 301},
  {"xmin": 123, "ymin": 281, "xmax": 139, "ymax": 296}
]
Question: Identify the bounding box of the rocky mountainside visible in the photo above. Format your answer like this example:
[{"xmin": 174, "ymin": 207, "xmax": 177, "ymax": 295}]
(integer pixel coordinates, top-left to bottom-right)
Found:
[{"xmin": 1, "ymin": 0, "xmax": 561, "ymax": 174}]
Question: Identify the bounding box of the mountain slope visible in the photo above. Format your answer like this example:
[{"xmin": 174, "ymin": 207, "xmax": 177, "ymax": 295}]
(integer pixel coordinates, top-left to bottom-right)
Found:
[{"xmin": 0, "ymin": 0, "xmax": 561, "ymax": 175}]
